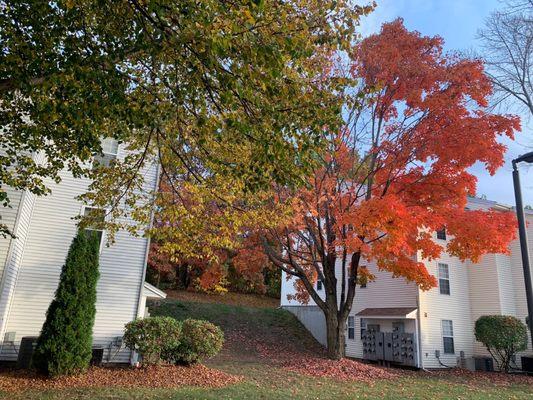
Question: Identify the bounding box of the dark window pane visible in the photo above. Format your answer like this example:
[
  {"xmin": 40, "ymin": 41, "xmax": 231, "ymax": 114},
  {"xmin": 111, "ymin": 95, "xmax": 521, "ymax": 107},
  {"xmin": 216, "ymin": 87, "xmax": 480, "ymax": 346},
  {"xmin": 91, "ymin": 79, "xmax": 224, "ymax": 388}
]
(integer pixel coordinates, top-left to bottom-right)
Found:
[
  {"xmin": 439, "ymin": 279, "xmax": 450, "ymax": 295},
  {"xmin": 443, "ymin": 337, "xmax": 454, "ymax": 354},
  {"xmin": 317, "ymin": 280, "xmax": 323, "ymax": 291},
  {"xmin": 348, "ymin": 328, "xmax": 354, "ymax": 340},
  {"xmin": 437, "ymin": 228, "xmax": 447, "ymax": 240}
]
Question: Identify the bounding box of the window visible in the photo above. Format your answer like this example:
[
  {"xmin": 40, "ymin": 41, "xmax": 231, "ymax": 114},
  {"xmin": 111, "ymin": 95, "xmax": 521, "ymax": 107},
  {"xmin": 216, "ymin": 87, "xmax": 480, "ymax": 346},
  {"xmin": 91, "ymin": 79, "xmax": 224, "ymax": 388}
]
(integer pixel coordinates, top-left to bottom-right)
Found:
[
  {"xmin": 82, "ymin": 206, "xmax": 105, "ymax": 249},
  {"xmin": 438, "ymin": 263, "xmax": 450, "ymax": 295},
  {"xmin": 359, "ymin": 266, "xmax": 367, "ymax": 288},
  {"xmin": 347, "ymin": 316, "xmax": 355, "ymax": 340},
  {"xmin": 93, "ymin": 138, "xmax": 118, "ymax": 169},
  {"xmin": 436, "ymin": 228, "xmax": 447, "ymax": 240},
  {"xmin": 360, "ymin": 319, "xmax": 367, "ymax": 339},
  {"xmin": 442, "ymin": 320, "xmax": 454, "ymax": 354},
  {"xmin": 317, "ymin": 280, "xmax": 323, "ymax": 291}
]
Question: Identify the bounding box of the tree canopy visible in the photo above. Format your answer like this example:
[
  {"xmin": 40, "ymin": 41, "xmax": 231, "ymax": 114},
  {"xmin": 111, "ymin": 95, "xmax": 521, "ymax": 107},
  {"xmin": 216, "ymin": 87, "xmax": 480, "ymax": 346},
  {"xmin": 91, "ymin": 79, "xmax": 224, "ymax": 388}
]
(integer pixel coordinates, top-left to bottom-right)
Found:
[
  {"xmin": 0, "ymin": 0, "xmax": 372, "ymax": 236},
  {"xmin": 260, "ymin": 20, "xmax": 520, "ymax": 359}
]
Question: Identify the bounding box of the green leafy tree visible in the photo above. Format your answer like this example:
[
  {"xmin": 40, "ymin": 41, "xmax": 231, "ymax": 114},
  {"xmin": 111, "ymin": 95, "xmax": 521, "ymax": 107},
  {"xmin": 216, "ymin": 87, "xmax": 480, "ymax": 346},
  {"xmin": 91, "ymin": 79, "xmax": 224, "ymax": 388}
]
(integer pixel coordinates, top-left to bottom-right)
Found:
[
  {"xmin": 475, "ymin": 315, "xmax": 528, "ymax": 372},
  {"xmin": 32, "ymin": 230, "xmax": 100, "ymax": 377},
  {"xmin": 0, "ymin": 0, "xmax": 373, "ymax": 239}
]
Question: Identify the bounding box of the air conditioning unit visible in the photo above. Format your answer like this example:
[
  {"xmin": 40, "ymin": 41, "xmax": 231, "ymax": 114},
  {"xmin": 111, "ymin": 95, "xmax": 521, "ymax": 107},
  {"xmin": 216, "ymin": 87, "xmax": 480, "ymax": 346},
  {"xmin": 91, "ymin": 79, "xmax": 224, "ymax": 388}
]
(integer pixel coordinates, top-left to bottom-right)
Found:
[
  {"xmin": 3, "ymin": 331, "xmax": 15, "ymax": 345},
  {"xmin": 91, "ymin": 347, "xmax": 105, "ymax": 366},
  {"xmin": 521, "ymin": 356, "xmax": 533, "ymax": 373},
  {"xmin": 16, "ymin": 336, "xmax": 39, "ymax": 369}
]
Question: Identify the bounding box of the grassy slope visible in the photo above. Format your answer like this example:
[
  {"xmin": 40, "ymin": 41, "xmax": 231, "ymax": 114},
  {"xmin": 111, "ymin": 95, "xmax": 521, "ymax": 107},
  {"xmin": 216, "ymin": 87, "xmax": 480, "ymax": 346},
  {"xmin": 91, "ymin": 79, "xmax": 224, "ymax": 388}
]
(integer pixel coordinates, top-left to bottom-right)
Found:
[
  {"xmin": 5, "ymin": 300, "xmax": 533, "ymax": 400},
  {"xmin": 164, "ymin": 289, "xmax": 279, "ymax": 309}
]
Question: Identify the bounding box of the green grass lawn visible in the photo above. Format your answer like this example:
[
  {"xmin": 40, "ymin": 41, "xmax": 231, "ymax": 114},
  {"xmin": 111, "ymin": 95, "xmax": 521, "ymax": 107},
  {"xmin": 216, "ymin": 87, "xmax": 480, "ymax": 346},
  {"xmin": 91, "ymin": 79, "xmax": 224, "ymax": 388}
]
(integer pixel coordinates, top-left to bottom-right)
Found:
[{"xmin": 3, "ymin": 299, "xmax": 533, "ymax": 400}]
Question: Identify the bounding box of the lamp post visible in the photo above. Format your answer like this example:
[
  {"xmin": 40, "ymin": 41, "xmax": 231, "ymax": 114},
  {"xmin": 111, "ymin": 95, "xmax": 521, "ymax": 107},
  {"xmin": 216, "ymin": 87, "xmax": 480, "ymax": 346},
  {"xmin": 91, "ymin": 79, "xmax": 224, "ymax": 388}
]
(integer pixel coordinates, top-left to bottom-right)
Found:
[{"xmin": 512, "ymin": 151, "xmax": 533, "ymax": 347}]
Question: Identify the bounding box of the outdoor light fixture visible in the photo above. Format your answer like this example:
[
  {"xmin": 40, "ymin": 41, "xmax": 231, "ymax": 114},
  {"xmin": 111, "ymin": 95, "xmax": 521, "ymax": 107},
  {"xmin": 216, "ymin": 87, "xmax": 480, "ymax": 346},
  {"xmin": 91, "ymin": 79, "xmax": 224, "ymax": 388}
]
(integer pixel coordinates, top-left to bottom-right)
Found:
[{"xmin": 512, "ymin": 151, "xmax": 533, "ymax": 347}]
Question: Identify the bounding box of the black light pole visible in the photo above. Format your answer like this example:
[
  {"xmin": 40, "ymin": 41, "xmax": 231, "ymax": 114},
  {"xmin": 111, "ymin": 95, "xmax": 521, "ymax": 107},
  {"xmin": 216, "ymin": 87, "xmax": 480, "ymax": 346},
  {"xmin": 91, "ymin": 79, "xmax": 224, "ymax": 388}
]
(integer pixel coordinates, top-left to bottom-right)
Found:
[{"xmin": 512, "ymin": 151, "xmax": 533, "ymax": 347}]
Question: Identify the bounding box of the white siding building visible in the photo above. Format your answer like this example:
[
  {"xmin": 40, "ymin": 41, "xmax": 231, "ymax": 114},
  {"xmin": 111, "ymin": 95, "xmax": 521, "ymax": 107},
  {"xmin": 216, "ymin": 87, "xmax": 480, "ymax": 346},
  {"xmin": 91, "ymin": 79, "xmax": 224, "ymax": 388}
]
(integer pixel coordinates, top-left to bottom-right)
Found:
[
  {"xmin": 0, "ymin": 141, "xmax": 160, "ymax": 364},
  {"xmin": 281, "ymin": 197, "xmax": 533, "ymax": 370}
]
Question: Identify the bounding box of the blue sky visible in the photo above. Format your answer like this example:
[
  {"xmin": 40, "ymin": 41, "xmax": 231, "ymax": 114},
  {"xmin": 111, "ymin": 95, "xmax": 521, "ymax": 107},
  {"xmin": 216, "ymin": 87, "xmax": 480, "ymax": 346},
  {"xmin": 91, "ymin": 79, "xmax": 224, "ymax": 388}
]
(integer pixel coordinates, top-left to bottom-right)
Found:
[{"xmin": 359, "ymin": 0, "xmax": 533, "ymax": 206}]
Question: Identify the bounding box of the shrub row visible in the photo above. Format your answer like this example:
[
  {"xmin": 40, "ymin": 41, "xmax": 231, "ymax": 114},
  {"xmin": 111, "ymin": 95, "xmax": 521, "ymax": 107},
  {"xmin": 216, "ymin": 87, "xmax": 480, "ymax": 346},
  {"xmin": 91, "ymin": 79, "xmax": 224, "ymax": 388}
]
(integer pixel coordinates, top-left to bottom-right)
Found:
[{"xmin": 123, "ymin": 317, "xmax": 224, "ymax": 365}]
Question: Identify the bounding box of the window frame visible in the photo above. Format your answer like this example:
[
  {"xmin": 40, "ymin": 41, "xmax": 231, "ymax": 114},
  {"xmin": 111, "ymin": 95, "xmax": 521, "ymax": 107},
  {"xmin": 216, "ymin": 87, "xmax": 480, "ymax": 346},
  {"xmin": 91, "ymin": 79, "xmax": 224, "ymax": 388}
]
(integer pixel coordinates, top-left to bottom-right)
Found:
[
  {"xmin": 80, "ymin": 205, "xmax": 106, "ymax": 253},
  {"xmin": 436, "ymin": 228, "xmax": 447, "ymax": 241},
  {"xmin": 441, "ymin": 320, "xmax": 455, "ymax": 354},
  {"xmin": 360, "ymin": 319, "xmax": 367, "ymax": 340},
  {"xmin": 438, "ymin": 263, "xmax": 451, "ymax": 295},
  {"xmin": 347, "ymin": 316, "xmax": 355, "ymax": 340},
  {"xmin": 359, "ymin": 266, "xmax": 368, "ymax": 288},
  {"xmin": 92, "ymin": 138, "xmax": 119, "ymax": 170}
]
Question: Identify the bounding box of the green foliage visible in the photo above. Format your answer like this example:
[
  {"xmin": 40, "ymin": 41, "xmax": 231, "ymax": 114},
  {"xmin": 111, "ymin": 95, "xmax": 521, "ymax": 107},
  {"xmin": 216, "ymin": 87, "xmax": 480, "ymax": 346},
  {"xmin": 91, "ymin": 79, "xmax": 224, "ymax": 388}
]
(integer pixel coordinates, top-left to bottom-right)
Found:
[
  {"xmin": 0, "ymin": 0, "xmax": 372, "ymax": 245},
  {"xmin": 170, "ymin": 319, "xmax": 224, "ymax": 365},
  {"xmin": 124, "ymin": 317, "xmax": 223, "ymax": 366},
  {"xmin": 264, "ymin": 267, "xmax": 281, "ymax": 298},
  {"xmin": 474, "ymin": 315, "xmax": 528, "ymax": 372},
  {"xmin": 32, "ymin": 230, "xmax": 100, "ymax": 377},
  {"xmin": 123, "ymin": 317, "xmax": 182, "ymax": 365}
]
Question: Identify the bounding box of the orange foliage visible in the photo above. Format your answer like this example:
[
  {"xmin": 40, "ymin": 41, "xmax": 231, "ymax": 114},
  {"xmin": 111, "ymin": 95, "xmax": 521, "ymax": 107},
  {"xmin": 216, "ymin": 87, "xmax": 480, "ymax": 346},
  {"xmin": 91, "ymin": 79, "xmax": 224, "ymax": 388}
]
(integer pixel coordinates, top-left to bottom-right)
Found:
[{"xmin": 263, "ymin": 20, "xmax": 519, "ymax": 311}]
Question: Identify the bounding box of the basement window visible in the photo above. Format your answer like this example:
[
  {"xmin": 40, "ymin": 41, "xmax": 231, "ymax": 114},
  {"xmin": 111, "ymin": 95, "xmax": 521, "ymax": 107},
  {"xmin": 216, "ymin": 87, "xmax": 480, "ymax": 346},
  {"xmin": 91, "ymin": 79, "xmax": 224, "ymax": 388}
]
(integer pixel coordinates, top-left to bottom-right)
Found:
[
  {"xmin": 347, "ymin": 316, "xmax": 355, "ymax": 340},
  {"xmin": 438, "ymin": 263, "xmax": 450, "ymax": 295},
  {"xmin": 93, "ymin": 138, "xmax": 119, "ymax": 169},
  {"xmin": 442, "ymin": 320, "xmax": 454, "ymax": 354}
]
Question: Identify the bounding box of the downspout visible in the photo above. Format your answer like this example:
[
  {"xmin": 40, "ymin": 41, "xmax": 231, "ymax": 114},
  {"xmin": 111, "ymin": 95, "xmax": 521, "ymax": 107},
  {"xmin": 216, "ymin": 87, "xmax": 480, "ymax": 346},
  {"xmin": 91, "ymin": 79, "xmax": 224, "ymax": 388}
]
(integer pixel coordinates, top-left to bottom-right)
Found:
[
  {"xmin": 130, "ymin": 161, "xmax": 161, "ymax": 364},
  {"xmin": 415, "ymin": 292, "xmax": 423, "ymax": 369}
]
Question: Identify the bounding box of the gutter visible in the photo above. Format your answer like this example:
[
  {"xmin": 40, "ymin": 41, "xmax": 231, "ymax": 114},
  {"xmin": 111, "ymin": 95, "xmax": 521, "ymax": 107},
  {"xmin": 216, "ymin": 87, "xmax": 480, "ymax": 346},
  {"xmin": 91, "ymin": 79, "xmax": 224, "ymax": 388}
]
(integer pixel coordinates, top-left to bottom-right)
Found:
[{"xmin": 415, "ymin": 271, "xmax": 424, "ymax": 369}]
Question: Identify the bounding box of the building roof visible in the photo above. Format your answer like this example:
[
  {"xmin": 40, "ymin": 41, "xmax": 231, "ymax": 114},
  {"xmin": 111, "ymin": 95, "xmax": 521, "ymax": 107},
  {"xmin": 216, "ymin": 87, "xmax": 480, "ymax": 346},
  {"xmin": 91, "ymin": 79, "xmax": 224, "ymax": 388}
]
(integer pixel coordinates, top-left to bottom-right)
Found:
[
  {"xmin": 355, "ymin": 307, "xmax": 417, "ymax": 319},
  {"xmin": 143, "ymin": 282, "xmax": 167, "ymax": 299}
]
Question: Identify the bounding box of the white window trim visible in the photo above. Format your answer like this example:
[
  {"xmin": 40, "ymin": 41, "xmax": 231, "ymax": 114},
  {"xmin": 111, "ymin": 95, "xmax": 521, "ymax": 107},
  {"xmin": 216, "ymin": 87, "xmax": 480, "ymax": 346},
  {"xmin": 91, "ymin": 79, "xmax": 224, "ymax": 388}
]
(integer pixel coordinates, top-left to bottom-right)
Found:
[
  {"xmin": 347, "ymin": 316, "xmax": 355, "ymax": 340},
  {"xmin": 92, "ymin": 138, "xmax": 119, "ymax": 169},
  {"xmin": 80, "ymin": 205, "xmax": 107, "ymax": 254},
  {"xmin": 360, "ymin": 318, "xmax": 367, "ymax": 340},
  {"xmin": 441, "ymin": 320, "xmax": 455, "ymax": 354},
  {"xmin": 438, "ymin": 263, "xmax": 450, "ymax": 296}
]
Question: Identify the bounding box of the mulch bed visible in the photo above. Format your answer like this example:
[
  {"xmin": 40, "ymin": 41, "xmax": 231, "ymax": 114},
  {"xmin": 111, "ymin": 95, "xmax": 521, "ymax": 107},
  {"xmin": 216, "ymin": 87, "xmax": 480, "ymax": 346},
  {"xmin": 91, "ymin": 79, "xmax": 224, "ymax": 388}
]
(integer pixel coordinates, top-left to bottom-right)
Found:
[{"xmin": 0, "ymin": 364, "xmax": 243, "ymax": 392}]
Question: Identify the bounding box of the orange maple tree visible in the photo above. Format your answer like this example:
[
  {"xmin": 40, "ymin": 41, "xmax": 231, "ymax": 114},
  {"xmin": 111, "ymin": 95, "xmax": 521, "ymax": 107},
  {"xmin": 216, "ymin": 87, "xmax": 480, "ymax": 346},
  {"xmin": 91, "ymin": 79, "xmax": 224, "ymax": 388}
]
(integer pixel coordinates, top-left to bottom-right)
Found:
[{"xmin": 261, "ymin": 20, "xmax": 520, "ymax": 359}]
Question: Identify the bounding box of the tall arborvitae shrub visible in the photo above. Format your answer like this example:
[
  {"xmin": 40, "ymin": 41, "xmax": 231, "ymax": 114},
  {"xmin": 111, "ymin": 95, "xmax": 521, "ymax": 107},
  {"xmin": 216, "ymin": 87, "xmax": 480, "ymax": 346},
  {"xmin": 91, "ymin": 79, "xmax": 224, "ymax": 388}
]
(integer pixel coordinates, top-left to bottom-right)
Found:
[{"xmin": 32, "ymin": 230, "xmax": 100, "ymax": 376}]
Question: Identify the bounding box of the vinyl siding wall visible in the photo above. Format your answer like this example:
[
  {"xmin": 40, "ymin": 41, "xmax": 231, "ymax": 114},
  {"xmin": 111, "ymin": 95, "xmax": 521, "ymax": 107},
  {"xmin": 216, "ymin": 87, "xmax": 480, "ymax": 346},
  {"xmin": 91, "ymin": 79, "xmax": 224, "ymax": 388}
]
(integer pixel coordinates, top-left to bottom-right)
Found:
[
  {"xmin": 508, "ymin": 212, "xmax": 533, "ymax": 365},
  {"xmin": 0, "ymin": 146, "xmax": 158, "ymax": 363},
  {"xmin": 0, "ymin": 189, "xmax": 36, "ymax": 344},
  {"xmin": 0, "ymin": 189, "xmax": 22, "ymax": 282},
  {"xmin": 280, "ymin": 259, "xmax": 419, "ymax": 360},
  {"xmin": 279, "ymin": 200, "xmax": 533, "ymax": 370},
  {"xmin": 345, "ymin": 261, "xmax": 418, "ymax": 359},
  {"xmin": 417, "ymin": 239, "xmax": 474, "ymax": 369}
]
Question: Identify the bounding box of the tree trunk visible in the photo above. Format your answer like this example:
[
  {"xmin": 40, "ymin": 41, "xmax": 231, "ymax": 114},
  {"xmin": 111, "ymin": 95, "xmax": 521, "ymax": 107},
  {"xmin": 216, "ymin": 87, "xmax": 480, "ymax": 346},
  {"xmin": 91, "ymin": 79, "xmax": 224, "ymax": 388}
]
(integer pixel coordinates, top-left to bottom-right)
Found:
[{"xmin": 325, "ymin": 312, "xmax": 347, "ymax": 360}]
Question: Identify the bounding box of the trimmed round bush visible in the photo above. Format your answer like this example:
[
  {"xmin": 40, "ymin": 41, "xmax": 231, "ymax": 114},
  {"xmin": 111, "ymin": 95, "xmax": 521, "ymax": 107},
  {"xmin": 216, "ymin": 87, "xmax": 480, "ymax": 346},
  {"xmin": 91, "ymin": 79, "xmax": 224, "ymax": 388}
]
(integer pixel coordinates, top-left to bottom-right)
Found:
[
  {"xmin": 168, "ymin": 319, "xmax": 224, "ymax": 365},
  {"xmin": 124, "ymin": 316, "xmax": 182, "ymax": 365},
  {"xmin": 475, "ymin": 315, "xmax": 527, "ymax": 372}
]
